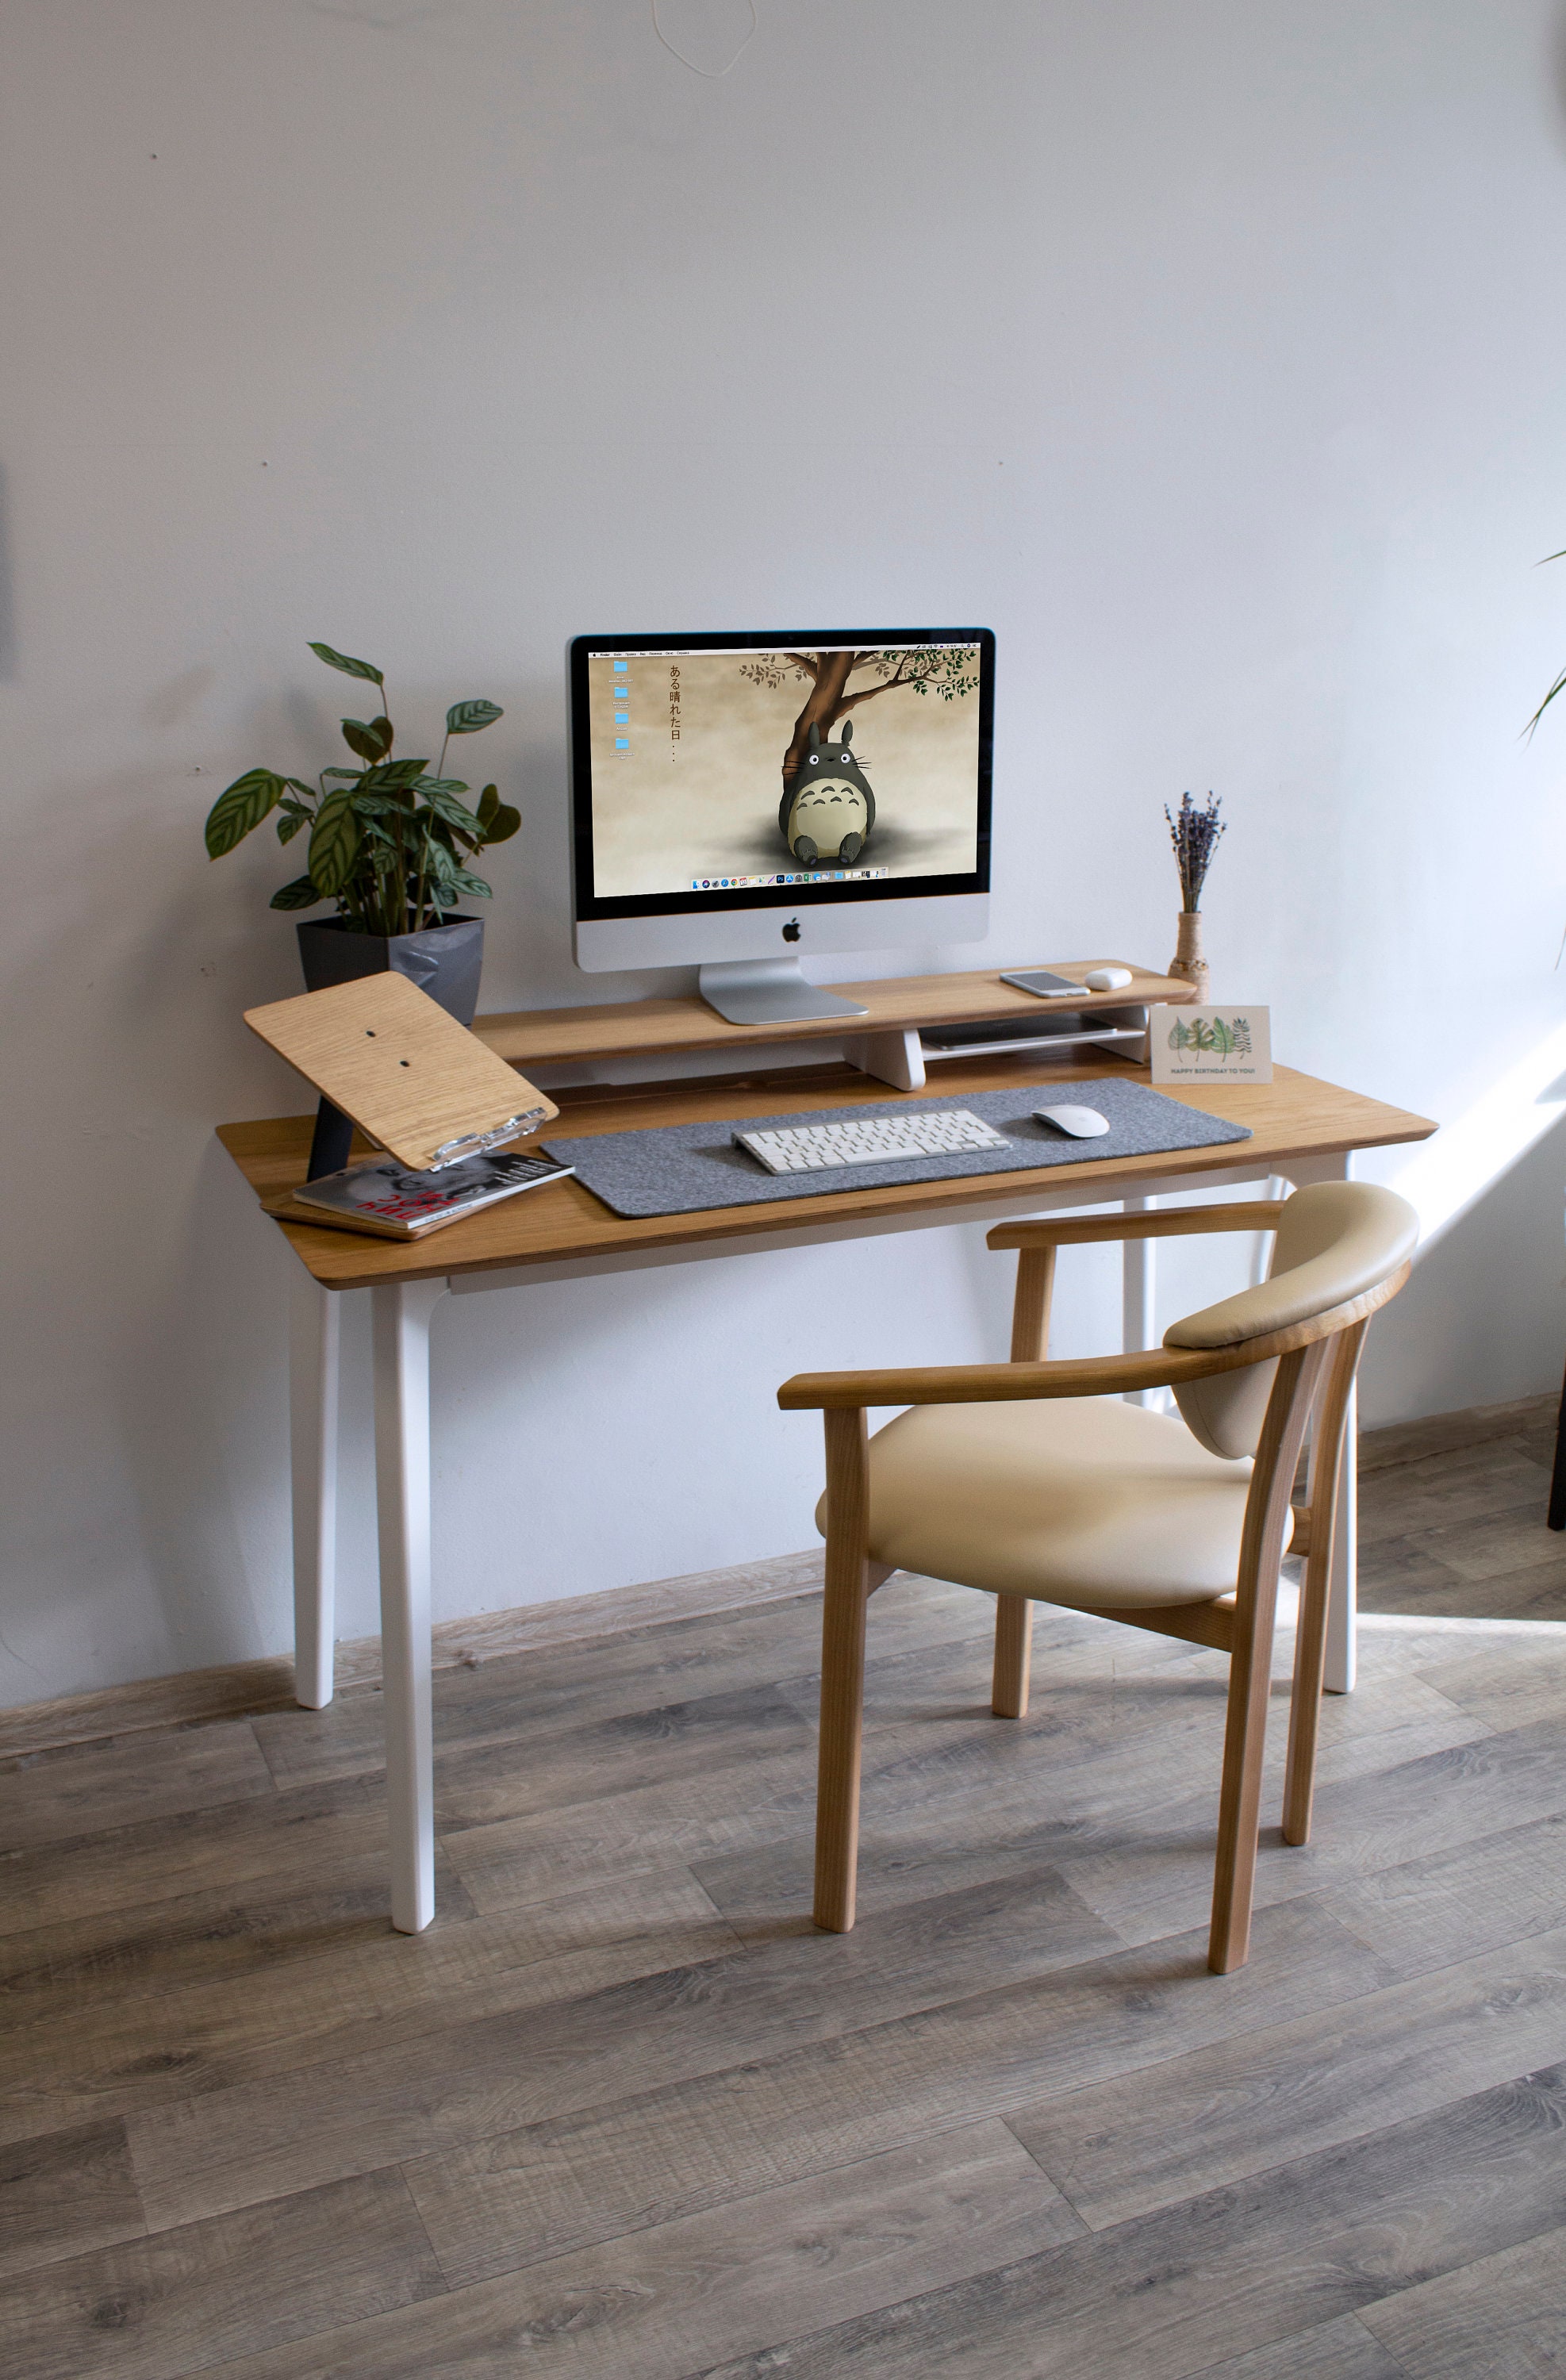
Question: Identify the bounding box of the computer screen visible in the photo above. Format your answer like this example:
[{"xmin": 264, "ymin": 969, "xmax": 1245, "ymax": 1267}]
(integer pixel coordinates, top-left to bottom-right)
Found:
[{"xmin": 570, "ymin": 629, "xmax": 993, "ymax": 923}]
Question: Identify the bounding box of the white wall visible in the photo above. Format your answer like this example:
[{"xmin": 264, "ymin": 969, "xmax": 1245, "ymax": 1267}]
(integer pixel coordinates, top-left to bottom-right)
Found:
[{"xmin": 5, "ymin": 0, "xmax": 1566, "ymax": 1706}]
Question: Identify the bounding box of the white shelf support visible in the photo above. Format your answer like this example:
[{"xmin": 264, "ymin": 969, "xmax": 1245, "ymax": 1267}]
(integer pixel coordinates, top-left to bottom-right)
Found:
[{"xmin": 843, "ymin": 1028, "xmax": 927, "ymax": 1092}]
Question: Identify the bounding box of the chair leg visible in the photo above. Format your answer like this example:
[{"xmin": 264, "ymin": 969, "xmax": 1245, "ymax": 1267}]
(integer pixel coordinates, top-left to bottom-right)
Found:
[
  {"xmin": 814, "ymin": 1407, "xmax": 873, "ymax": 1933},
  {"xmin": 992, "ymin": 1595, "xmax": 1032, "ymax": 1718},
  {"xmin": 1209, "ymin": 1342, "xmax": 1326, "ymax": 1975},
  {"xmin": 992, "ymin": 1246, "xmax": 1051, "ymax": 1724},
  {"xmin": 1284, "ymin": 1322, "xmax": 1367, "ymax": 1845},
  {"xmin": 1549, "ymin": 1345, "xmax": 1566, "ymax": 1530},
  {"xmin": 1209, "ymin": 1600, "xmax": 1279, "ymax": 1975},
  {"xmin": 1284, "ymin": 1535, "xmax": 1331, "ymax": 1851}
]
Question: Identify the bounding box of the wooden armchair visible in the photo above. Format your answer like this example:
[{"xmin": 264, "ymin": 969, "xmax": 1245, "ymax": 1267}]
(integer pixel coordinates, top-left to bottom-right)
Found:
[{"xmin": 777, "ymin": 1181, "xmax": 1418, "ymax": 1973}]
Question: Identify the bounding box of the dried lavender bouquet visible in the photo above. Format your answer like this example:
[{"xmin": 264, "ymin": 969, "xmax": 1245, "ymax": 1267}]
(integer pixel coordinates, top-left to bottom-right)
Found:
[
  {"xmin": 1165, "ymin": 791, "xmax": 1225, "ymax": 912},
  {"xmin": 1164, "ymin": 791, "xmax": 1223, "ymax": 994}
]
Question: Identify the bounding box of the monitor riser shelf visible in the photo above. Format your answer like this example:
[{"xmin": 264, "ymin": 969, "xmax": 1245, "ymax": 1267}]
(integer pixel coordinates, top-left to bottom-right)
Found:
[{"xmin": 474, "ymin": 964, "xmax": 1189, "ymax": 1095}]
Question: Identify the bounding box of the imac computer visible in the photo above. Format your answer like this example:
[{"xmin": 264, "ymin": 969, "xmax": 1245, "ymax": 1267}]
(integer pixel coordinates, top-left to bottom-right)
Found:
[{"xmin": 569, "ymin": 628, "xmax": 994, "ymax": 1024}]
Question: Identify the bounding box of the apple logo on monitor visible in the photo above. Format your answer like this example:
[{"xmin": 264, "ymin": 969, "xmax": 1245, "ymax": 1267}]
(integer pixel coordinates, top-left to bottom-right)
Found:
[{"xmin": 781, "ymin": 919, "xmax": 800, "ymax": 942}]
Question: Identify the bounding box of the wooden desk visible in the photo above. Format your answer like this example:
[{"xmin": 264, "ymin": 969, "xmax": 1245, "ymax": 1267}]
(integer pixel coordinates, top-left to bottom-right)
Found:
[{"xmin": 220, "ymin": 1025, "xmax": 1434, "ymax": 1935}]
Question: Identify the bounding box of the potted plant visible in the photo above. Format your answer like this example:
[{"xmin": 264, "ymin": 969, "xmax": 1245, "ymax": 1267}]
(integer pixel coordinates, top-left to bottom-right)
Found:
[{"xmin": 203, "ymin": 641, "xmax": 520, "ymax": 1027}]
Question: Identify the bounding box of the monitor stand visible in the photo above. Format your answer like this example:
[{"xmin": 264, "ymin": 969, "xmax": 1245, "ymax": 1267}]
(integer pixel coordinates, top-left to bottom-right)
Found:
[{"xmin": 697, "ymin": 958, "xmax": 870, "ymax": 1027}]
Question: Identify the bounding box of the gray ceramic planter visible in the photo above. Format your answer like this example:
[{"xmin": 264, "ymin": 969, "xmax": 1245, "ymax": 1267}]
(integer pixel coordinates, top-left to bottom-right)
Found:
[
  {"xmin": 295, "ymin": 915, "xmax": 485, "ymax": 1177},
  {"xmin": 296, "ymin": 913, "xmax": 485, "ymax": 1025}
]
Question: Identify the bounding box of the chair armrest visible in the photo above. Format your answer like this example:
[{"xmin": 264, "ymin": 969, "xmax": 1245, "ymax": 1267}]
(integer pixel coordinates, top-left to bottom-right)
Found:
[
  {"xmin": 778, "ymin": 1265, "xmax": 1411, "ymax": 1412},
  {"xmin": 987, "ymin": 1201, "xmax": 1283, "ymax": 1254},
  {"xmin": 777, "ymin": 1345, "xmax": 1228, "ymax": 1411}
]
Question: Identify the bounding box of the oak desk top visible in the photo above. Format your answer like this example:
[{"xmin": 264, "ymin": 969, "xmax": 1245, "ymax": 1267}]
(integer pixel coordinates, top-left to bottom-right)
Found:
[{"xmin": 218, "ymin": 1046, "xmax": 1437, "ymax": 1295}]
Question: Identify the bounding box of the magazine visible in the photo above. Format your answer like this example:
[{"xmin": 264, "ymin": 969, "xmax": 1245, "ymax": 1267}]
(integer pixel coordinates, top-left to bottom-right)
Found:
[{"xmin": 290, "ymin": 1150, "xmax": 575, "ymax": 1240}]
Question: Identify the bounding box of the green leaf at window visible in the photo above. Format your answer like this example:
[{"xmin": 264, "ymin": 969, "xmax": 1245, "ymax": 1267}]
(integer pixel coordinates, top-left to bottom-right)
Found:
[
  {"xmin": 205, "ymin": 769, "xmax": 283, "ymax": 858},
  {"xmin": 445, "ymin": 698, "xmax": 503, "ymax": 735},
  {"xmin": 308, "ymin": 642, "xmax": 383, "ymax": 685}
]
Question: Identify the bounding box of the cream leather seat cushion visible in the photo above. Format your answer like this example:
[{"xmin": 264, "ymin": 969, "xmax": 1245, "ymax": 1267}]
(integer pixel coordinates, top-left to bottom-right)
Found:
[{"xmin": 816, "ymin": 1395, "xmax": 1280, "ymax": 1610}]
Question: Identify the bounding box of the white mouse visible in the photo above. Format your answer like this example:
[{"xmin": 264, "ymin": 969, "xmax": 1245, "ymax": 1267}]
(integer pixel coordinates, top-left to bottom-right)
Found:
[
  {"xmin": 1083, "ymin": 966, "xmax": 1133, "ymax": 991},
  {"xmin": 1035, "ymin": 1104, "xmax": 1111, "ymax": 1138}
]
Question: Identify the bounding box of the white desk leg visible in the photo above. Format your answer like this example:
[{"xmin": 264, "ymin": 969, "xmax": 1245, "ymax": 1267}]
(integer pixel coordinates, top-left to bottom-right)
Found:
[
  {"xmin": 1123, "ymin": 1196, "xmax": 1158, "ymax": 1407},
  {"xmin": 372, "ymin": 1278, "xmax": 447, "ymax": 1934},
  {"xmin": 289, "ymin": 1271, "xmax": 340, "ymax": 1711}
]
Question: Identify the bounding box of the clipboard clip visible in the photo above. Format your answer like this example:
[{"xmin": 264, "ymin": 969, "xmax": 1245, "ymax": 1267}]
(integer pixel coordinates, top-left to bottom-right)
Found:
[{"xmin": 428, "ymin": 1107, "xmax": 549, "ymax": 1169}]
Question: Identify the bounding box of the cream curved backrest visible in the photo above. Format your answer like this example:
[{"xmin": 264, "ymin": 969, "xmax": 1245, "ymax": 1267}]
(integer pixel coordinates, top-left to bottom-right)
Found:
[{"xmin": 1165, "ymin": 1182, "xmax": 1420, "ymax": 1459}]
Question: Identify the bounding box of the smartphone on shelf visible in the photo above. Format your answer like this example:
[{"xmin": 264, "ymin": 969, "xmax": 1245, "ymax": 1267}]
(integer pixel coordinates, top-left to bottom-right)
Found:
[{"xmin": 1000, "ymin": 969, "xmax": 1088, "ymax": 999}]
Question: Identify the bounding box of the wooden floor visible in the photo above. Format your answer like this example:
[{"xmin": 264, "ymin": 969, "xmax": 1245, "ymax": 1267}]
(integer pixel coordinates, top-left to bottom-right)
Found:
[{"xmin": 3, "ymin": 1397, "xmax": 1566, "ymax": 2378}]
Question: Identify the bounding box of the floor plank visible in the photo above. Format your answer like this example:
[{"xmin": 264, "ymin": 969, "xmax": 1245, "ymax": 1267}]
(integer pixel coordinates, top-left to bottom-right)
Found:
[
  {"xmin": 248, "ymin": 1594, "xmax": 837, "ymax": 1792},
  {"xmin": 0, "ymin": 2119, "xmax": 144, "ymax": 2278},
  {"xmin": 356, "ymin": 1864, "xmax": 734, "ymax": 2016},
  {"xmin": 1355, "ymin": 1393, "xmax": 1554, "ymax": 1474},
  {"xmin": 1414, "ymin": 1634, "xmax": 1566, "ymax": 1735},
  {"xmin": 1006, "ymin": 1922, "xmax": 1566, "ymax": 2228},
  {"xmin": 1183, "ymin": 2317, "xmax": 1409, "ymax": 2379},
  {"xmin": 247, "ymin": 1579, "xmax": 986, "ymax": 1794},
  {"xmin": 1318, "ymin": 1806, "xmax": 1566, "ymax": 1978},
  {"xmin": 0, "ymin": 2168, "xmax": 443, "ymax": 2380},
  {"xmin": 1065, "ymin": 1709, "xmax": 1566, "ymax": 1947},
  {"xmin": 392, "ymin": 1901, "xmax": 1384, "ymax": 2289},
  {"xmin": 1353, "ymin": 1441, "xmax": 1553, "ymax": 1550},
  {"xmin": 0, "ymin": 1773, "xmax": 407, "ymax": 1941},
  {"xmin": 0, "ymin": 1725, "xmax": 275, "ymax": 1855},
  {"xmin": 0, "ymin": 1860, "xmax": 474, "ymax": 2023},
  {"xmin": 125, "ymin": 1863, "xmax": 1122, "ymax": 2231},
  {"xmin": 688, "ymin": 2062, "xmax": 1566, "ymax": 2379},
  {"xmin": 1359, "ymin": 2215, "xmax": 1566, "ymax": 2375},
  {"xmin": 176, "ymin": 2122, "xmax": 1082, "ymax": 2380},
  {"xmin": 0, "ymin": 1887, "xmax": 738, "ymax": 2152},
  {"xmin": 430, "ymin": 1682, "xmax": 816, "ymax": 1837}
]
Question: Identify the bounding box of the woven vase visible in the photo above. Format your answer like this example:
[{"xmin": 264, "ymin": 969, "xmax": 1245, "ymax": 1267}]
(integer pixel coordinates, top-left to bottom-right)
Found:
[{"xmin": 1168, "ymin": 910, "xmax": 1210, "ymax": 1003}]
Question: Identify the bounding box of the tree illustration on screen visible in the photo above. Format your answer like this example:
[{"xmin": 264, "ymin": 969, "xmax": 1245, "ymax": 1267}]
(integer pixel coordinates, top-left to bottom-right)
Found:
[{"xmin": 739, "ymin": 648, "xmax": 980, "ymax": 793}]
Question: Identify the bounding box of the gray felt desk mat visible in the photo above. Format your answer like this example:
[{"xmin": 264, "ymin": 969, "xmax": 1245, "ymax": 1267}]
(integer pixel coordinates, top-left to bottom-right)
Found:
[{"xmin": 543, "ymin": 1078, "xmax": 1251, "ymax": 1220}]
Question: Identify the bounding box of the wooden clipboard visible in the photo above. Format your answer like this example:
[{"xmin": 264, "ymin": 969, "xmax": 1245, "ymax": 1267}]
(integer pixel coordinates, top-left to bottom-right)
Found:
[{"xmin": 244, "ymin": 973, "xmax": 558, "ymax": 1173}]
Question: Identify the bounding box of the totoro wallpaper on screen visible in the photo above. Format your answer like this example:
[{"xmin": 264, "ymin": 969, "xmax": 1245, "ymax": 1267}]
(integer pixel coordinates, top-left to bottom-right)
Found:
[{"xmin": 587, "ymin": 643, "xmax": 982, "ymax": 896}]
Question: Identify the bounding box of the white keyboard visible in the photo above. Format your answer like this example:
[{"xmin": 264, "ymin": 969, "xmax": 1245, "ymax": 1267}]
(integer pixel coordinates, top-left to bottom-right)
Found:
[{"xmin": 734, "ymin": 1108, "xmax": 1012, "ymax": 1175}]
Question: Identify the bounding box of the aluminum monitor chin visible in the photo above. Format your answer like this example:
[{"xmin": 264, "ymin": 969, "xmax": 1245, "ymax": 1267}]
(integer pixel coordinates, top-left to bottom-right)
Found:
[{"xmin": 570, "ymin": 628, "xmax": 992, "ymax": 1022}]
